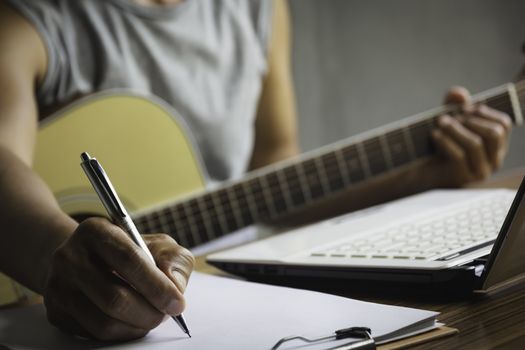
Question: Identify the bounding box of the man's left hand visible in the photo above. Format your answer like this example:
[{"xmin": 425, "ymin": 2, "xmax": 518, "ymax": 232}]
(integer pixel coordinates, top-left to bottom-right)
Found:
[{"xmin": 429, "ymin": 86, "xmax": 512, "ymax": 187}]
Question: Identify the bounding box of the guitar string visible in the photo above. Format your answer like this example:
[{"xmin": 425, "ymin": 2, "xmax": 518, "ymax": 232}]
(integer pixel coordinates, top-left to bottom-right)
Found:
[
  {"xmin": 138, "ymin": 114, "xmax": 517, "ymax": 240},
  {"xmin": 136, "ymin": 95, "xmax": 519, "ymax": 240},
  {"xmin": 135, "ymin": 93, "xmax": 520, "ymax": 240}
]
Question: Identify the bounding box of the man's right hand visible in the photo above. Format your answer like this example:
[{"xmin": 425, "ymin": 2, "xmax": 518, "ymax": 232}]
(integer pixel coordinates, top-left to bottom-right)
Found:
[{"xmin": 43, "ymin": 217, "xmax": 194, "ymax": 341}]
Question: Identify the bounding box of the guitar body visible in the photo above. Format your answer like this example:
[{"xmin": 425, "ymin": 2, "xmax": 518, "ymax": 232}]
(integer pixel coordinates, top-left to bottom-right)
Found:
[
  {"xmin": 0, "ymin": 93, "xmax": 210, "ymax": 306},
  {"xmin": 34, "ymin": 93, "xmax": 207, "ymax": 218}
]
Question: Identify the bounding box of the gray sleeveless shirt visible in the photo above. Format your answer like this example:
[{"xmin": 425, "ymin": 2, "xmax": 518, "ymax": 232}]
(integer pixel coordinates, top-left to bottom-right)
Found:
[{"xmin": 6, "ymin": 0, "xmax": 272, "ymax": 182}]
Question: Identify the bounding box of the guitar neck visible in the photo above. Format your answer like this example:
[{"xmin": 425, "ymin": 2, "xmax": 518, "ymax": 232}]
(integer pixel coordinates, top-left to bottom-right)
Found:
[{"xmin": 133, "ymin": 82, "xmax": 524, "ymax": 248}]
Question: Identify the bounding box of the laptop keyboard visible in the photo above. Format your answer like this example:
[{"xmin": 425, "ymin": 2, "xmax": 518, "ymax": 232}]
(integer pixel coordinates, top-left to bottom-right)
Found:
[{"xmin": 310, "ymin": 192, "xmax": 514, "ymax": 261}]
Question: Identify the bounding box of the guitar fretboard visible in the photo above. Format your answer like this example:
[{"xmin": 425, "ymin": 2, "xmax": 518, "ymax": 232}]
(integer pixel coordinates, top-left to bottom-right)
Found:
[{"xmin": 133, "ymin": 82, "xmax": 524, "ymax": 248}]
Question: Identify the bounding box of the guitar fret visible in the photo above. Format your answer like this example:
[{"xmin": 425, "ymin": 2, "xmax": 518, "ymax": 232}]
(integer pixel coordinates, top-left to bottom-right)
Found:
[
  {"xmin": 163, "ymin": 205, "xmax": 185, "ymax": 246},
  {"xmin": 379, "ymin": 134, "xmax": 394, "ymax": 170},
  {"xmin": 402, "ymin": 126, "xmax": 417, "ymax": 161},
  {"xmin": 209, "ymin": 192, "xmax": 229, "ymax": 236},
  {"xmin": 225, "ymin": 187, "xmax": 244, "ymax": 228},
  {"xmin": 283, "ymin": 165, "xmax": 307, "ymax": 207},
  {"xmin": 152, "ymin": 211, "xmax": 165, "ymax": 233},
  {"xmin": 181, "ymin": 202, "xmax": 201, "ymax": 246},
  {"xmin": 247, "ymin": 178, "xmax": 272, "ymax": 220},
  {"xmin": 159, "ymin": 207, "xmax": 176, "ymax": 230},
  {"xmin": 321, "ymin": 152, "xmax": 345, "ymax": 192},
  {"xmin": 180, "ymin": 202, "xmax": 201, "ymax": 247},
  {"xmin": 143, "ymin": 216, "xmax": 154, "ymax": 233},
  {"xmin": 196, "ymin": 196, "xmax": 216, "ymax": 242},
  {"xmin": 341, "ymin": 145, "xmax": 365, "ymax": 183},
  {"xmin": 233, "ymin": 184, "xmax": 255, "ymax": 225},
  {"xmin": 363, "ymin": 138, "xmax": 388, "ymax": 176},
  {"xmin": 386, "ymin": 129, "xmax": 412, "ymax": 167},
  {"xmin": 258, "ymin": 176, "xmax": 277, "ymax": 218},
  {"xmin": 302, "ymin": 159, "xmax": 325, "ymax": 200},
  {"xmin": 187, "ymin": 199, "xmax": 209, "ymax": 245},
  {"xmin": 156, "ymin": 209, "xmax": 171, "ymax": 235},
  {"xmin": 168, "ymin": 205, "xmax": 189, "ymax": 247},
  {"xmin": 239, "ymin": 182, "xmax": 258, "ymax": 222},
  {"xmin": 334, "ymin": 148, "xmax": 351, "ymax": 187},
  {"xmin": 295, "ymin": 162, "xmax": 313, "ymax": 202},
  {"xmin": 202, "ymin": 194, "xmax": 226, "ymax": 238},
  {"xmin": 149, "ymin": 212, "xmax": 162, "ymax": 233},
  {"xmin": 314, "ymin": 157, "xmax": 331, "ymax": 195},
  {"xmin": 145, "ymin": 213, "xmax": 155, "ymax": 233},
  {"xmin": 179, "ymin": 228, "xmax": 194, "ymax": 248},
  {"xmin": 265, "ymin": 172, "xmax": 289, "ymax": 215},
  {"xmin": 355, "ymin": 142, "xmax": 372, "ymax": 178},
  {"xmin": 176, "ymin": 205, "xmax": 196, "ymax": 247},
  {"xmin": 276, "ymin": 169, "xmax": 294, "ymax": 209},
  {"xmin": 214, "ymin": 190, "xmax": 239, "ymax": 233}
]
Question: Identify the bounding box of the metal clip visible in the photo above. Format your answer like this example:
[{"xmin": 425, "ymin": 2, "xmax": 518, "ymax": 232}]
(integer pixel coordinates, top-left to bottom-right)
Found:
[{"xmin": 271, "ymin": 326, "xmax": 376, "ymax": 350}]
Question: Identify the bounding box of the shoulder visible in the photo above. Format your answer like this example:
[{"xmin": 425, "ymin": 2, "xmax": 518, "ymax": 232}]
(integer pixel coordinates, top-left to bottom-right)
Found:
[
  {"xmin": 0, "ymin": 0, "xmax": 48, "ymax": 86},
  {"xmin": 218, "ymin": 0, "xmax": 273, "ymax": 48}
]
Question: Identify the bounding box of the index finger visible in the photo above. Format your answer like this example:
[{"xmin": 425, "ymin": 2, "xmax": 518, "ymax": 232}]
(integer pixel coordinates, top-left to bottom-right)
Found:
[
  {"xmin": 84, "ymin": 220, "xmax": 186, "ymax": 316},
  {"xmin": 444, "ymin": 86, "xmax": 471, "ymax": 105}
]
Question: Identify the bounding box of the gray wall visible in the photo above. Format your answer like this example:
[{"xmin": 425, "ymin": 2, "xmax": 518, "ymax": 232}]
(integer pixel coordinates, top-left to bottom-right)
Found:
[{"xmin": 290, "ymin": 0, "xmax": 525, "ymax": 170}]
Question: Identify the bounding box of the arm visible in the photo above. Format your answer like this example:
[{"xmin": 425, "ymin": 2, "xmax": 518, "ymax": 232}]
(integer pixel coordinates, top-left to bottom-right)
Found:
[
  {"xmin": 0, "ymin": 2, "xmax": 193, "ymax": 341},
  {"xmin": 249, "ymin": 0, "xmax": 300, "ymax": 170},
  {"xmin": 253, "ymin": 1, "xmax": 511, "ymax": 226},
  {"xmin": 0, "ymin": 0, "xmax": 67, "ymax": 293}
]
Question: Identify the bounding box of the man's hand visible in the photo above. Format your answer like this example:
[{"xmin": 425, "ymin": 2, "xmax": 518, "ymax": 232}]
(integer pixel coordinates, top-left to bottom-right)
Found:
[
  {"xmin": 43, "ymin": 217, "xmax": 194, "ymax": 341},
  {"xmin": 429, "ymin": 87, "xmax": 512, "ymax": 187}
]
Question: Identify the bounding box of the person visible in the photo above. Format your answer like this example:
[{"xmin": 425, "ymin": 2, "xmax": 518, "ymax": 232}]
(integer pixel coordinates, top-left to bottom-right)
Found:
[{"xmin": 0, "ymin": 0, "xmax": 512, "ymax": 342}]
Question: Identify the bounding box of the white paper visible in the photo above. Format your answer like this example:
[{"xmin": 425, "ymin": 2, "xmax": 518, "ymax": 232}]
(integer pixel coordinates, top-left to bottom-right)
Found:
[{"xmin": 0, "ymin": 273, "xmax": 439, "ymax": 350}]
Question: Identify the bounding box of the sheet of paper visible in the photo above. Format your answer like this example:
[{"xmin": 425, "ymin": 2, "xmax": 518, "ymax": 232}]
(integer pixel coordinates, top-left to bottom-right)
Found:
[{"xmin": 0, "ymin": 273, "xmax": 438, "ymax": 350}]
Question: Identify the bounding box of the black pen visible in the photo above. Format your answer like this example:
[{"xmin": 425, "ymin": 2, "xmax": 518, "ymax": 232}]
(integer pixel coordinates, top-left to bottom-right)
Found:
[{"xmin": 80, "ymin": 152, "xmax": 191, "ymax": 338}]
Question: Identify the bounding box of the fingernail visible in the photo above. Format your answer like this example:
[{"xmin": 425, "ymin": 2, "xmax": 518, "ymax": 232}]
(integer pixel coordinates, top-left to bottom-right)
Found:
[{"xmin": 167, "ymin": 298, "xmax": 182, "ymax": 316}]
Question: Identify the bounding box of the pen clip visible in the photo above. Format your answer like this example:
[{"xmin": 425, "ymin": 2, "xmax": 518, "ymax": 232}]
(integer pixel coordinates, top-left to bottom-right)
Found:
[{"xmin": 80, "ymin": 152, "xmax": 126, "ymax": 219}]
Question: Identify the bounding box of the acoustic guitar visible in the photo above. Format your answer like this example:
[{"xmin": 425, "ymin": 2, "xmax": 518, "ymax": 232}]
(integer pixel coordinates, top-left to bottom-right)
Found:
[
  {"xmin": 0, "ymin": 81, "xmax": 523, "ymax": 305},
  {"xmin": 34, "ymin": 82, "xmax": 525, "ymax": 248}
]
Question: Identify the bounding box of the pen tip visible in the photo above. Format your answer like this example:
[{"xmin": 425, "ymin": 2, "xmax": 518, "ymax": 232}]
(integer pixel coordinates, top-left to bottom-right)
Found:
[{"xmin": 188, "ymin": 332, "xmax": 192, "ymax": 338}]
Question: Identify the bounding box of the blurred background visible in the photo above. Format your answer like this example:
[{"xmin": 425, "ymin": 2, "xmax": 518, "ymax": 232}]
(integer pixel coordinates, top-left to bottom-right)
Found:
[{"xmin": 290, "ymin": 0, "xmax": 525, "ymax": 170}]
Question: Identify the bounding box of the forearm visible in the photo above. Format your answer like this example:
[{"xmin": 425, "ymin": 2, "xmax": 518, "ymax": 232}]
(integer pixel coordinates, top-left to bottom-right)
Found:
[{"xmin": 0, "ymin": 145, "xmax": 76, "ymax": 293}]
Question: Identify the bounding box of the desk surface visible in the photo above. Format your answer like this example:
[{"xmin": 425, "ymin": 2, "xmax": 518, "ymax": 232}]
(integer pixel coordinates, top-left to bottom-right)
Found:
[{"xmin": 198, "ymin": 167, "xmax": 525, "ymax": 350}]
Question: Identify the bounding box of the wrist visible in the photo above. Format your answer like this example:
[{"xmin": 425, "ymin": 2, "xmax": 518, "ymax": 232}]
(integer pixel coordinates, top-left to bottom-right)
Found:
[{"xmin": 34, "ymin": 214, "xmax": 77, "ymax": 294}]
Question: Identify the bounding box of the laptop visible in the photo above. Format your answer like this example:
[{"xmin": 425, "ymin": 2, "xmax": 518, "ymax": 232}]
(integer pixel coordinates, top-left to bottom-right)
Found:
[{"xmin": 207, "ymin": 177, "xmax": 525, "ymax": 295}]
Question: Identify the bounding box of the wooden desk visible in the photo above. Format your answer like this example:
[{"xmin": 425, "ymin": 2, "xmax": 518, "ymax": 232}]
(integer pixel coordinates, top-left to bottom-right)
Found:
[
  {"xmin": 197, "ymin": 167, "xmax": 525, "ymax": 350},
  {"xmin": 411, "ymin": 168, "xmax": 525, "ymax": 349}
]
